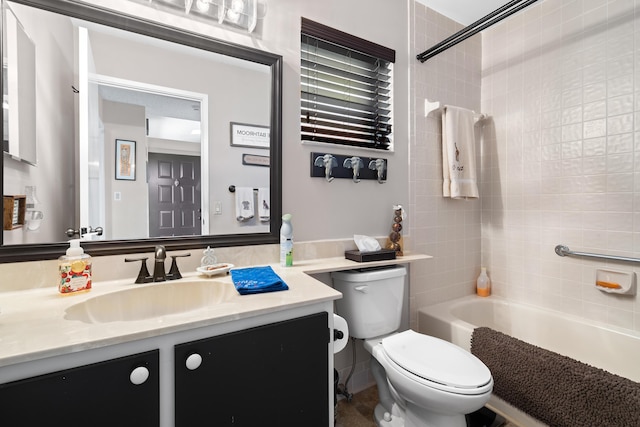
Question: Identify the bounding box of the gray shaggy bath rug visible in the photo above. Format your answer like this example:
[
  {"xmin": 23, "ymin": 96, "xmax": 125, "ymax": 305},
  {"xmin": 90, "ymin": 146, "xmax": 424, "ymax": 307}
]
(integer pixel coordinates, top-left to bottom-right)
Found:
[{"xmin": 471, "ymin": 326, "xmax": 640, "ymax": 427}]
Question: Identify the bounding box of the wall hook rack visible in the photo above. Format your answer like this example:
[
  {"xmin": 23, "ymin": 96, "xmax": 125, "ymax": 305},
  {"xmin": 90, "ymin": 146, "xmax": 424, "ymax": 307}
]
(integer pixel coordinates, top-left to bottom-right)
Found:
[{"xmin": 311, "ymin": 153, "xmax": 387, "ymax": 183}]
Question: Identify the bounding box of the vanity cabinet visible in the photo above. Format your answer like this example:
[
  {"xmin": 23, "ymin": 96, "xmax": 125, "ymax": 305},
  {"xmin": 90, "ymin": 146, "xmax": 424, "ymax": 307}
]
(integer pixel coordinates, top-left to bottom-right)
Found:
[
  {"xmin": 0, "ymin": 350, "xmax": 159, "ymax": 426},
  {"xmin": 174, "ymin": 312, "xmax": 329, "ymax": 427}
]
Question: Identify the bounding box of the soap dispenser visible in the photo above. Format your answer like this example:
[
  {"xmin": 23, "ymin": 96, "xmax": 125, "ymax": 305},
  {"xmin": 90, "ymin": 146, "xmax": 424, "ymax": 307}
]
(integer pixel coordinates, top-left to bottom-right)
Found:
[{"xmin": 58, "ymin": 239, "xmax": 92, "ymax": 294}]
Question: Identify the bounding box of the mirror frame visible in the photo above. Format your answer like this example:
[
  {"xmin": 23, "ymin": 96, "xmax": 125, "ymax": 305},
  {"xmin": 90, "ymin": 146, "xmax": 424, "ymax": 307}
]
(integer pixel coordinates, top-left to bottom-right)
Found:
[{"xmin": 0, "ymin": 0, "xmax": 282, "ymax": 263}]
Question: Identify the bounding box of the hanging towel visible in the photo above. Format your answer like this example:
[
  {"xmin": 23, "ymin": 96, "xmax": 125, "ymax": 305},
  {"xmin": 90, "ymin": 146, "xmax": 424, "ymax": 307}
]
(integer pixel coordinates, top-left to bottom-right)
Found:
[
  {"xmin": 230, "ymin": 266, "xmax": 289, "ymax": 295},
  {"xmin": 235, "ymin": 187, "xmax": 255, "ymax": 221},
  {"xmin": 258, "ymin": 187, "xmax": 270, "ymax": 222},
  {"xmin": 442, "ymin": 106, "xmax": 479, "ymax": 199}
]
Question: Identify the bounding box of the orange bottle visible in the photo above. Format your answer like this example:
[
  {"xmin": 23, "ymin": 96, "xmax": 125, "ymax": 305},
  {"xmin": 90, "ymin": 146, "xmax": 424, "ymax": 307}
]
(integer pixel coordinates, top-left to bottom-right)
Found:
[{"xmin": 476, "ymin": 267, "xmax": 491, "ymax": 297}]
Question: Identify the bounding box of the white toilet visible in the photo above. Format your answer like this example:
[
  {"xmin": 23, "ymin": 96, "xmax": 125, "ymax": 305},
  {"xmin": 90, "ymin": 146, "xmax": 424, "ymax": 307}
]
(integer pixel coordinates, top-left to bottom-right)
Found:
[{"xmin": 332, "ymin": 266, "xmax": 493, "ymax": 427}]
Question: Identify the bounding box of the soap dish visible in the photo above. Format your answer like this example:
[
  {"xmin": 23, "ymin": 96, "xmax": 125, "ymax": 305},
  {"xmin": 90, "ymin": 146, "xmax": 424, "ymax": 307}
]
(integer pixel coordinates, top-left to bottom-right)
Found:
[{"xmin": 595, "ymin": 268, "xmax": 636, "ymax": 295}]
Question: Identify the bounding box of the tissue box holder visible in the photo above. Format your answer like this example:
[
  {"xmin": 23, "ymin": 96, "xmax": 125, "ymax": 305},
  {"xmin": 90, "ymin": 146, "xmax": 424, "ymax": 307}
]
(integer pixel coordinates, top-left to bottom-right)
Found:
[{"xmin": 345, "ymin": 249, "xmax": 396, "ymax": 263}]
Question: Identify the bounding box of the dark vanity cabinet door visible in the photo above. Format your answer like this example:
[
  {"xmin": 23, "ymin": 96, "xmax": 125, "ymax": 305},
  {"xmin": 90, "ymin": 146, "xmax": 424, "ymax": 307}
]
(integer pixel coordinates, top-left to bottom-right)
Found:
[
  {"xmin": 0, "ymin": 350, "xmax": 159, "ymax": 426},
  {"xmin": 175, "ymin": 312, "xmax": 330, "ymax": 427}
]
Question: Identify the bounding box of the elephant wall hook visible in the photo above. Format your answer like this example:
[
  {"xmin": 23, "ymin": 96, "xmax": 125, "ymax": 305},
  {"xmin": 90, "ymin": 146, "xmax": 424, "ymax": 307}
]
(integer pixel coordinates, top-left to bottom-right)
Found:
[
  {"xmin": 314, "ymin": 154, "xmax": 338, "ymax": 182},
  {"xmin": 368, "ymin": 158, "xmax": 387, "ymax": 184},
  {"xmin": 343, "ymin": 156, "xmax": 364, "ymax": 183}
]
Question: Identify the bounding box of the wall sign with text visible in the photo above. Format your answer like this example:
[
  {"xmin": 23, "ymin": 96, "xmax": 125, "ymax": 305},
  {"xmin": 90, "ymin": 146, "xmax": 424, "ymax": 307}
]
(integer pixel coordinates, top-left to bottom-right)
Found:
[{"xmin": 230, "ymin": 122, "xmax": 270, "ymax": 149}]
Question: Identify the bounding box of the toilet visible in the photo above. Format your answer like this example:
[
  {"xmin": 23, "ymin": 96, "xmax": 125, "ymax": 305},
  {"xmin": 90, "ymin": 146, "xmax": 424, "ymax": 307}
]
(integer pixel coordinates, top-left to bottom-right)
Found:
[{"xmin": 332, "ymin": 266, "xmax": 493, "ymax": 427}]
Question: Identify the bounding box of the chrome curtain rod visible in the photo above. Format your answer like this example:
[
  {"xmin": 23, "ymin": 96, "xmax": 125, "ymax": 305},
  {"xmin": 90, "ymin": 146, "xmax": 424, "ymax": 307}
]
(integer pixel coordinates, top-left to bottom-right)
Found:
[
  {"xmin": 416, "ymin": 0, "xmax": 540, "ymax": 63},
  {"xmin": 555, "ymin": 245, "xmax": 640, "ymax": 265}
]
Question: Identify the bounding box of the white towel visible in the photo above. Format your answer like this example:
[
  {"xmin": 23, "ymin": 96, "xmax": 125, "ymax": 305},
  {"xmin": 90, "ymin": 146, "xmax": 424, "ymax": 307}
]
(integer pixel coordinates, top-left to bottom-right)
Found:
[
  {"xmin": 235, "ymin": 187, "xmax": 255, "ymax": 221},
  {"xmin": 258, "ymin": 187, "xmax": 270, "ymax": 222},
  {"xmin": 442, "ymin": 106, "xmax": 479, "ymax": 199}
]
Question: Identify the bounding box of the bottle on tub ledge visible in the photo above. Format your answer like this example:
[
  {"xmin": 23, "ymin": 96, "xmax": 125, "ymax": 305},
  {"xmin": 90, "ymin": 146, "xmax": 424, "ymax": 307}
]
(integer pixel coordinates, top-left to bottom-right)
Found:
[
  {"xmin": 280, "ymin": 213, "xmax": 293, "ymax": 267},
  {"xmin": 58, "ymin": 239, "xmax": 92, "ymax": 294},
  {"xmin": 476, "ymin": 267, "xmax": 491, "ymax": 297}
]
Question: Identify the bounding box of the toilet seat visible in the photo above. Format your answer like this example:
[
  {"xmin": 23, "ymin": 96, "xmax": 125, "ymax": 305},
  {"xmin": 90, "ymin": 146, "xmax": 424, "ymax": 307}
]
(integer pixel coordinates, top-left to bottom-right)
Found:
[{"xmin": 380, "ymin": 330, "xmax": 493, "ymax": 395}]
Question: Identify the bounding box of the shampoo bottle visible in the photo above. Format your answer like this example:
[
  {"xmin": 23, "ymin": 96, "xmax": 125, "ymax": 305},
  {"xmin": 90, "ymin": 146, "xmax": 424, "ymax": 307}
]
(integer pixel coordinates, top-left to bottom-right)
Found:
[
  {"xmin": 476, "ymin": 267, "xmax": 491, "ymax": 297},
  {"xmin": 280, "ymin": 214, "xmax": 293, "ymax": 267},
  {"xmin": 59, "ymin": 239, "xmax": 92, "ymax": 294}
]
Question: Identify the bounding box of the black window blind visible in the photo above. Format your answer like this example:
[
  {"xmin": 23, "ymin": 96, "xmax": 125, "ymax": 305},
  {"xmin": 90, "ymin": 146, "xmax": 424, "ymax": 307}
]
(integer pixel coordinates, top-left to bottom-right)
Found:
[{"xmin": 301, "ymin": 18, "xmax": 395, "ymax": 151}]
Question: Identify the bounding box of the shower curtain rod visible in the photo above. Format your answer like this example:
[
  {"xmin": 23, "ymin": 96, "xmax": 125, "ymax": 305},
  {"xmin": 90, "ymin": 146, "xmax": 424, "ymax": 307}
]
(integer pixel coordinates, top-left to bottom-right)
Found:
[{"xmin": 416, "ymin": 0, "xmax": 540, "ymax": 63}]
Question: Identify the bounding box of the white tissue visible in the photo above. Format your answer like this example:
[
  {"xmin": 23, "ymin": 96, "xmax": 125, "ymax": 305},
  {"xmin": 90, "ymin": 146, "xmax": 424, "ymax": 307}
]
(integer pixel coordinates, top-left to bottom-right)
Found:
[{"xmin": 354, "ymin": 234, "xmax": 381, "ymax": 252}]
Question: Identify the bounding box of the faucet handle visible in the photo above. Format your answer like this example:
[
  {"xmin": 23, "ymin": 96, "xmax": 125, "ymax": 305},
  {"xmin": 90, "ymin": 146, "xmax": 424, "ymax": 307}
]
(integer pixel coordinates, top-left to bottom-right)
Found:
[
  {"xmin": 124, "ymin": 257, "xmax": 152, "ymax": 284},
  {"xmin": 167, "ymin": 253, "xmax": 191, "ymax": 280}
]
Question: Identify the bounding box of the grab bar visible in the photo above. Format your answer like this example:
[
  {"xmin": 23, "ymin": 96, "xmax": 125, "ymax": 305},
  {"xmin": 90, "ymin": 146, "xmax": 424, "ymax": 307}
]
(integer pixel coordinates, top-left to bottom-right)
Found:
[{"xmin": 555, "ymin": 244, "xmax": 640, "ymax": 264}]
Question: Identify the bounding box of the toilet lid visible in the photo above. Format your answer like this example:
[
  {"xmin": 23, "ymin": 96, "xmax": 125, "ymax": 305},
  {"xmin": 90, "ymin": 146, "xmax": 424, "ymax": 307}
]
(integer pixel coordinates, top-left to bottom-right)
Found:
[{"xmin": 381, "ymin": 330, "xmax": 491, "ymax": 390}]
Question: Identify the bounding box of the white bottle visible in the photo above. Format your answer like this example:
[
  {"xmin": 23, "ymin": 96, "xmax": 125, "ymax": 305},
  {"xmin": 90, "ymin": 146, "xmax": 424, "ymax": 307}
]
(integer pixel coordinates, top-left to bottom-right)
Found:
[
  {"xmin": 280, "ymin": 214, "xmax": 293, "ymax": 267},
  {"xmin": 476, "ymin": 267, "xmax": 491, "ymax": 297}
]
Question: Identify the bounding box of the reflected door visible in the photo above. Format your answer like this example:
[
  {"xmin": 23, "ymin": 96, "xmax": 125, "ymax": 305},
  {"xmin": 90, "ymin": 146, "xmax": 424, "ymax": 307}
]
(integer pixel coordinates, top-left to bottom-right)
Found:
[{"xmin": 148, "ymin": 153, "xmax": 201, "ymax": 237}]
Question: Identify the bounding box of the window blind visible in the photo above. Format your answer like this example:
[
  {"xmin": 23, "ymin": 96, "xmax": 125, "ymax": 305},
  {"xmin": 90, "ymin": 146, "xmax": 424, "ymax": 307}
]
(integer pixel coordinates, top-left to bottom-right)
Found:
[{"xmin": 301, "ymin": 18, "xmax": 395, "ymax": 151}]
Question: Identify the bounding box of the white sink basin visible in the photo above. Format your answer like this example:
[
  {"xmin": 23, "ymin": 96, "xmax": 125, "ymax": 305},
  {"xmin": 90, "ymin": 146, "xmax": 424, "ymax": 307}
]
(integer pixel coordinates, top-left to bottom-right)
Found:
[{"xmin": 65, "ymin": 280, "xmax": 235, "ymax": 323}]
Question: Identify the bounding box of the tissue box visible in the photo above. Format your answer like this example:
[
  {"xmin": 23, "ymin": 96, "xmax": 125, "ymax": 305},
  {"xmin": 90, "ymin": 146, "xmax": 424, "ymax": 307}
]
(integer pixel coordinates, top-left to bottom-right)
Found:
[{"xmin": 345, "ymin": 249, "xmax": 396, "ymax": 263}]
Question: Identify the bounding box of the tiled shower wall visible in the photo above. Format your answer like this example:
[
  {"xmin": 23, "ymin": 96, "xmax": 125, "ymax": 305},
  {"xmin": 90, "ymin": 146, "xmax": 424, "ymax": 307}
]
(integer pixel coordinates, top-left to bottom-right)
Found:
[
  {"xmin": 408, "ymin": 2, "xmax": 483, "ymax": 330},
  {"xmin": 481, "ymin": 0, "xmax": 640, "ymax": 331}
]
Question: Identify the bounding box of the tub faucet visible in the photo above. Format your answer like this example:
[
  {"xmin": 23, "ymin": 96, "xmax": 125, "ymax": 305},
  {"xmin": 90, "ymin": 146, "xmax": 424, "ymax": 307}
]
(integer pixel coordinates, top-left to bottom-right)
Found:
[{"xmin": 153, "ymin": 245, "xmax": 167, "ymax": 282}]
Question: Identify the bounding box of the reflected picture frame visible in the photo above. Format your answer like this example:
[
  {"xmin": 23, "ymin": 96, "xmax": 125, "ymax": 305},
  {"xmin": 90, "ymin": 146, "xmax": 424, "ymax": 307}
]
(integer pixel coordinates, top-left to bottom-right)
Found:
[
  {"xmin": 115, "ymin": 139, "xmax": 136, "ymax": 180},
  {"xmin": 230, "ymin": 122, "xmax": 270, "ymax": 149}
]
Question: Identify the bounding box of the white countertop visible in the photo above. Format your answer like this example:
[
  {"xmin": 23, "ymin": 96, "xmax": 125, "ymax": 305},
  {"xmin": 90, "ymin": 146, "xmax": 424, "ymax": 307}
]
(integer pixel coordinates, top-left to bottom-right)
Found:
[{"xmin": 0, "ymin": 254, "xmax": 429, "ymax": 367}]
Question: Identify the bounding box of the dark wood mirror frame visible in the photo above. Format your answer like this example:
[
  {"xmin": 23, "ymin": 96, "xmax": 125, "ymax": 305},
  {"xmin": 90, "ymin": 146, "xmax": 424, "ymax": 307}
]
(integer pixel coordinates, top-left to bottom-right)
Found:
[{"xmin": 0, "ymin": 0, "xmax": 282, "ymax": 263}]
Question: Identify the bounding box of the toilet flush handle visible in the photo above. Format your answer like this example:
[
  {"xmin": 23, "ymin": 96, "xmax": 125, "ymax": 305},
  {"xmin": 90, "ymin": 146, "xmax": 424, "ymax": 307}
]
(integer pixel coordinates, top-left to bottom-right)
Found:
[{"xmin": 355, "ymin": 285, "xmax": 369, "ymax": 293}]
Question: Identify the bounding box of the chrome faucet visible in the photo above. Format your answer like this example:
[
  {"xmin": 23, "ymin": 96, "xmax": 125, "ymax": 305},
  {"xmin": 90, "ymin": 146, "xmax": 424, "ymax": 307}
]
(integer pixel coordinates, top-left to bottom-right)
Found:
[{"xmin": 152, "ymin": 245, "xmax": 167, "ymax": 282}]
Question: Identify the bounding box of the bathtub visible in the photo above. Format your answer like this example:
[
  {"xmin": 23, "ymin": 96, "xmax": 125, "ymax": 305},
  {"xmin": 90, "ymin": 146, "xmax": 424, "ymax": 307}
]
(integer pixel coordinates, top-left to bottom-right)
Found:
[{"xmin": 418, "ymin": 295, "xmax": 640, "ymax": 426}]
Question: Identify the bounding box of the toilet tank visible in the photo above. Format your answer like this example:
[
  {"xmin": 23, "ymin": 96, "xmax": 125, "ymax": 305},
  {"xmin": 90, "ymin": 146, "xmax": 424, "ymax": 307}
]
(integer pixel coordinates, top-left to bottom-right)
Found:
[{"xmin": 331, "ymin": 266, "xmax": 406, "ymax": 339}]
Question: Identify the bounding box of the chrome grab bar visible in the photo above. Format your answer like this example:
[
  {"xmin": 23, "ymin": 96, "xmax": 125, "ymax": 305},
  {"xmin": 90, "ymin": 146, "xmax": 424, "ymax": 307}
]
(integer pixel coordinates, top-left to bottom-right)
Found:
[{"xmin": 555, "ymin": 244, "xmax": 640, "ymax": 264}]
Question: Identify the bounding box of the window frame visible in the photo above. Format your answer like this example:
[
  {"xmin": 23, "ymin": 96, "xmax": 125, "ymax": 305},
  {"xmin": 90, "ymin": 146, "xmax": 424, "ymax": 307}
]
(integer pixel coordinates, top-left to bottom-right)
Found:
[{"xmin": 300, "ymin": 18, "xmax": 395, "ymax": 152}]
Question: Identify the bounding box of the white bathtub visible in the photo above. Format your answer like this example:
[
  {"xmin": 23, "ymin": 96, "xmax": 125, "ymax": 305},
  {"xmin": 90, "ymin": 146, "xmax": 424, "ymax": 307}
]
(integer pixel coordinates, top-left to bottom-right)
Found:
[{"xmin": 418, "ymin": 295, "xmax": 640, "ymax": 426}]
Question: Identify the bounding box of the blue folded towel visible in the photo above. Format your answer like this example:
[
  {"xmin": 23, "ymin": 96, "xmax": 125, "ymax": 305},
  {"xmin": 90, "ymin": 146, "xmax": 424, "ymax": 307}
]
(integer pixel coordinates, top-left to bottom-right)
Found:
[{"xmin": 230, "ymin": 266, "xmax": 289, "ymax": 295}]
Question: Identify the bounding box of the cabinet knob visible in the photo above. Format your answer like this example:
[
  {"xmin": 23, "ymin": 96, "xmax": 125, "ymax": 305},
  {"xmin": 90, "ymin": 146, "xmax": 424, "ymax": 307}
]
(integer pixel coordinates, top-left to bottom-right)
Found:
[
  {"xmin": 129, "ymin": 366, "xmax": 150, "ymax": 385},
  {"xmin": 186, "ymin": 353, "xmax": 203, "ymax": 371}
]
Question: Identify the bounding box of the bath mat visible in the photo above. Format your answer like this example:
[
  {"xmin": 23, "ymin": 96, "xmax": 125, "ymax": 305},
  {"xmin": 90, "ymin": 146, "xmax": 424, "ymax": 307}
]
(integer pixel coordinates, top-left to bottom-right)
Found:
[{"xmin": 471, "ymin": 327, "xmax": 640, "ymax": 427}]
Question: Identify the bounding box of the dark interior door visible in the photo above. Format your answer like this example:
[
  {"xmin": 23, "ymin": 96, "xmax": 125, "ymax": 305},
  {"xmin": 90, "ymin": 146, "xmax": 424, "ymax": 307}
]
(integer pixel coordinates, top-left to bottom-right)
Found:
[{"xmin": 148, "ymin": 152, "xmax": 201, "ymax": 237}]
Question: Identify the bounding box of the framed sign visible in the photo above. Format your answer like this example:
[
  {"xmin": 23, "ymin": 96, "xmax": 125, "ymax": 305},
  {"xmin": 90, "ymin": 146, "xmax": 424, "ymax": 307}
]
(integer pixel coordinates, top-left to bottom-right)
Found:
[
  {"xmin": 230, "ymin": 122, "xmax": 270, "ymax": 149},
  {"xmin": 242, "ymin": 153, "xmax": 270, "ymax": 167},
  {"xmin": 115, "ymin": 139, "xmax": 136, "ymax": 180}
]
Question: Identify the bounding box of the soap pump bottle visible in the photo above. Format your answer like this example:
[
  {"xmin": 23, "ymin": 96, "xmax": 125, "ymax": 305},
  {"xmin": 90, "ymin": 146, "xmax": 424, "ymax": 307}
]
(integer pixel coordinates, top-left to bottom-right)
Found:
[
  {"xmin": 58, "ymin": 239, "xmax": 92, "ymax": 294},
  {"xmin": 476, "ymin": 267, "xmax": 491, "ymax": 297},
  {"xmin": 280, "ymin": 214, "xmax": 293, "ymax": 267}
]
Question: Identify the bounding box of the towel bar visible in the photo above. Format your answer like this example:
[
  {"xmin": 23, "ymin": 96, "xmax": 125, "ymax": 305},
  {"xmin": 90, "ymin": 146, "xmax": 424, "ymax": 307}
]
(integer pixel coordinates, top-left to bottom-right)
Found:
[
  {"xmin": 555, "ymin": 244, "xmax": 640, "ymax": 264},
  {"xmin": 424, "ymin": 99, "xmax": 486, "ymax": 121}
]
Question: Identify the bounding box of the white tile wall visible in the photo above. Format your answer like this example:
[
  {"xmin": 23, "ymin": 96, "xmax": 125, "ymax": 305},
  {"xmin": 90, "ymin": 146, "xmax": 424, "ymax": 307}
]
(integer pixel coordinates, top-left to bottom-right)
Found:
[
  {"xmin": 481, "ymin": 0, "xmax": 640, "ymax": 331},
  {"xmin": 408, "ymin": 2, "xmax": 483, "ymax": 330},
  {"xmin": 410, "ymin": 0, "xmax": 640, "ymax": 334}
]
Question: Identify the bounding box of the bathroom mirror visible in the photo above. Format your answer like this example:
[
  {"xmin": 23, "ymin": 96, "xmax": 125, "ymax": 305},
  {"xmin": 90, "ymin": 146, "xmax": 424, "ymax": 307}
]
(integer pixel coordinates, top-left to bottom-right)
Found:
[{"xmin": 0, "ymin": 0, "xmax": 282, "ymax": 262}]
